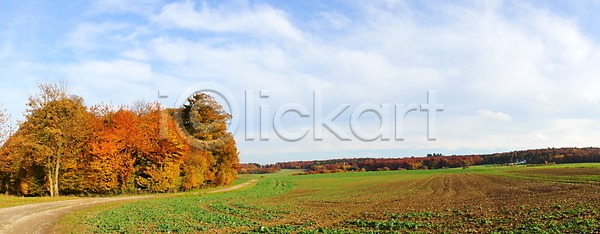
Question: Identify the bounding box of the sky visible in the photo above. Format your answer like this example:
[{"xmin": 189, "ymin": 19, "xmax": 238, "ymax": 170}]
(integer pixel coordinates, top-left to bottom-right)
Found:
[{"xmin": 1, "ymin": 0, "xmax": 600, "ymax": 164}]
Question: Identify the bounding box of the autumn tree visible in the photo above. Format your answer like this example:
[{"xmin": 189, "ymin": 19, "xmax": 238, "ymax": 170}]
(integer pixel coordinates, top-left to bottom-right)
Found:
[
  {"xmin": 1, "ymin": 134, "xmax": 39, "ymax": 194},
  {"xmin": 85, "ymin": 105, "xmax": 141, "ymax": 194},
  {"xmin": 0, "ymin": 104, "xmax": 12, "ymax": 146},
  {"xmin": 1, "ymin": 84, "xmax": 241, "ymax": 196},
  {"xmin": 133, "ymin": 104, "xmax": 190, "ymax": 193},
  {"xmin": 176, "ymin": 93, "xmax": 239, "ymax": 186},
  {"xmin": 180, "ymin": 149, "xmax": 209, "ymax": 190},
  {"xmin": 85, "ymin": 102, "xmax": 193, "ymax": 194},
  {"xmin": 0, "ymin": 106, "xmax": 19, "ymax": 194},
  {"xmin": 7, "ymin": 82, "xmax": 93, "ymax": 196},
  {"xmin": 211, "ymin": 133, "xmax": 239, "ymax": 185}
]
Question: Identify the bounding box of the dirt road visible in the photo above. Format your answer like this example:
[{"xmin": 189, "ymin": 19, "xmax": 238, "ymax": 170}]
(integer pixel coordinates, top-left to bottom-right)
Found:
[{"xmin": 0, "ymin": 179, "xmax": 258, "ymax": 234}]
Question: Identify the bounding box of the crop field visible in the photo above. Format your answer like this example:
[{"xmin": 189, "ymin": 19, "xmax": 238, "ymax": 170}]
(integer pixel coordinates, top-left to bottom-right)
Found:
[{"xmin": 56, "ymin": 163, "xmax": 600, "ymax": 233}]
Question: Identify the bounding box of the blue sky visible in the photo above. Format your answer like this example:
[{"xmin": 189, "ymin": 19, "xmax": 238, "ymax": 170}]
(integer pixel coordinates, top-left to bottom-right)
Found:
[{"xmin": 1, "ymin": 0, "xmax": 600, "ymax": 164}]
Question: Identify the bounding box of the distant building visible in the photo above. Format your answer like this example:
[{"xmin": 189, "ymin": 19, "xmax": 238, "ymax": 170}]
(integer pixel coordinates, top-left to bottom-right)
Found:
[{"xmin": 509, "ymin": 159, "xmax": 527, "ymax": 165}]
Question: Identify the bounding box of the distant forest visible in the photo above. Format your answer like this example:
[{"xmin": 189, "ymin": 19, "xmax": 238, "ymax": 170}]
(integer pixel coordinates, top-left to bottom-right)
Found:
[
  {"xmin": 0, "ymin": 82, "xmax": 239, "ymax": 196},
  {"xmin": 256, "ymin": 147, "xmax": 600, "ymax": 175}
]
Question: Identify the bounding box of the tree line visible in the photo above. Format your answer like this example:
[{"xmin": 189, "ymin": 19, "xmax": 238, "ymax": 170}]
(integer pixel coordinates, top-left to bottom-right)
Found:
[
  {"xmin": 237, "ymin": 163, "xmax": 281, "ymax": 174},
  {"xmin": 275, "ymin": 155, "xmax": 484, "ymax": 175},
  {"xmin": 478, "ymin": 147, "xmax": 600, "ymax": 164},
  {"xmin": 0, "ymin": 82, "xmax": 239, "ymax": 196},
  {"xmin": 272, "ymin": 147, "xmax": 600, "ymax": 175}
]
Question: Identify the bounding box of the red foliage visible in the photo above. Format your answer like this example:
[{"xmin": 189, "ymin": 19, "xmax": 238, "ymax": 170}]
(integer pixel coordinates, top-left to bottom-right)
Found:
[
  {"xmin": 279, "ymin": 147, "xmax": 600, "ymax": 176},
  {"xmin": 237, "ymin": 163, "xmax": 280, "ymax": 174}
]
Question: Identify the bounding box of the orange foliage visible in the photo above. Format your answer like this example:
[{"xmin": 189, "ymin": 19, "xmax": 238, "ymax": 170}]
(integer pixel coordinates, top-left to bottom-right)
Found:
[
  {"xmin": 0, "ymin": 94, "xmax": 239, "ymax": 195},
  {"xmin": 0, "ymin": 83, "xmax": 240, "ymax": 196}
]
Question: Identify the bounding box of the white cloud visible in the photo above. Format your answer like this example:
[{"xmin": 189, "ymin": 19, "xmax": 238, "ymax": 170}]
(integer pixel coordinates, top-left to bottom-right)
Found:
[
  {"xmin": 477, "ymin": 109, "xmax": 512, "ymax": 121},
  {"xmin": 312, "ymin": 11, "xmax": 352, "ymax": 30},
  {"xmin": 121, "ymin": 49, "xmax": 150, "ymax": 61},
  {"xmin": 59, "ymin": 60, "xmax": 160, "ymax": 107},
  {"xmin": 151, "ymin": 1, "xmax": 303, "ymax": 40},
  {"xmin": 64, "ymin": 60, "xmax": 153, "ymax": 82},
  {"xmin": 3, "ymin": 0, "xmax": 600, "ymax": 163},
  {"xmin": 151, "ymin": 37, "xmax": 189, "ymax": 64},
  {"xmin": 89, "ymin": 0, "xmax": 162, "ymax": 15},
  {"xmin": 577, "ymin": 92, "xmax": 598, "ymax": 103},
  {"xmin": 536, "ymin": 94, "xmax": 552, "ymax": 104},
  {"xmin": 137, "ymin": 1, "xmax": 600, "ymax": 162},
  {"xmin": 66, "ymin": 22, "xmax": 132, "ymax": 50}
]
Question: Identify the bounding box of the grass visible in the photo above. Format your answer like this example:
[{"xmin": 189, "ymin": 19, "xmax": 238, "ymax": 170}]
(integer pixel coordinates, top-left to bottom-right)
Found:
[
  {"xmin": 58, "ymin": 173, "xmax": 296, "ymax": 233},
  {"xmin": 54, "ymin": 163, "xmax": 600, "ymax": 233},
  {"xmin": 0, "ymin": 178, "xmax": 256, "ymax": 210},
  {"xmin": 0, "ymin": 195, "xmax": 81, "ymax": 209}
]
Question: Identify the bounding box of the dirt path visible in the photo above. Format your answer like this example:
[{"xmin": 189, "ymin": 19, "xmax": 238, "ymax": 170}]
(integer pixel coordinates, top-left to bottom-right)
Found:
[{"xmin": 0, "ymin": 179, "xmax": 258, "ymax": 234}]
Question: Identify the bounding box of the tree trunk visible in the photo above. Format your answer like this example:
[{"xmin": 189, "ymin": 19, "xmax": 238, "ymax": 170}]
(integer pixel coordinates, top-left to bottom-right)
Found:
[
  {"xmin": 52, "ymin": 146, "xmax": 62, "ymax": 197},
  {"xmin": 48, "ymin": 170, "xmax": 55, "ymax": 197},
  {"xmin": 49, "ymin": 146, "xmax": 62, "ymax": 197},
  {"xmin": 53, "ymin": 156, "xmax": 60, "ymax": 196}
]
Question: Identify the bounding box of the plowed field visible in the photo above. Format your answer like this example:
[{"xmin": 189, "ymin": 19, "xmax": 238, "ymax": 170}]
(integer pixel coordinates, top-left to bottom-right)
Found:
[{"xmin": 56, "ymin": 164, "xmax": 600, "ymax": 233}]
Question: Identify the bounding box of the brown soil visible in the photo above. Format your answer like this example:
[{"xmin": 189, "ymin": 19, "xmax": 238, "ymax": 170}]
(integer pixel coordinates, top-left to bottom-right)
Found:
[
  {"xmin": 509, "ymin": 167, "xmax": 600, "ymax": 176},
  {"xmin": 221, "ymin": 172, "xmax": 600, "ymax": 233}
]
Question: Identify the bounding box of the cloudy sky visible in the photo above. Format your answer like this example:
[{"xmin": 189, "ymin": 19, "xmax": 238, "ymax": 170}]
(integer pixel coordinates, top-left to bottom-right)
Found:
[{"xmin": 1, "ymin": 0, "xmax": 600, "ymax": 164}]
